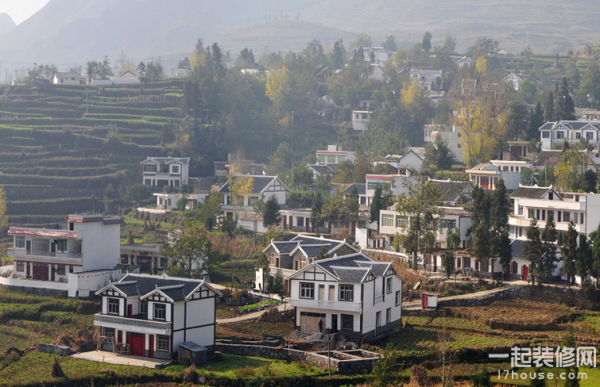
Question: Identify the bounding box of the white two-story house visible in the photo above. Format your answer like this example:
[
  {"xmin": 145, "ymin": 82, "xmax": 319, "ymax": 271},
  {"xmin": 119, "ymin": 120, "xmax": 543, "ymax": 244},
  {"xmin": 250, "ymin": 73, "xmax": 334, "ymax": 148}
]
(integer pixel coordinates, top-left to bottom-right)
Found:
[
  {"xmin": 8, "ymin": 215, "xmax": 121, "ymax": 282},
  {"xmin": 288, "ymin": 253, "xmax": 403, "ymax": 340},
  {"xmin": 316, "ymin": 145, "xmax": 356, "ymax": 165},
  {"xmin": 95, "ymin": 273, "xmax": 221, "ymax": 360},
  {"xmin": 257, "ymin": 235, "xmax": 359, "ymax": 291},
  {"xmin": 539, "ymin": 121, "xmax": 600, "ymax": 150},
  {"xmin": 141, "ymin": 156, "xmax": 190, "ymax": 189},
  {"xmin": 218, "ymin": 175, "xmax": 290, "ymax": 232},
  {"xmin": 466, "ymin": 160, "xmax": 533, "ymax": 191},
  {"xmin": 506, "ymin": 185, "xmax": 600, "ymax": 280}
]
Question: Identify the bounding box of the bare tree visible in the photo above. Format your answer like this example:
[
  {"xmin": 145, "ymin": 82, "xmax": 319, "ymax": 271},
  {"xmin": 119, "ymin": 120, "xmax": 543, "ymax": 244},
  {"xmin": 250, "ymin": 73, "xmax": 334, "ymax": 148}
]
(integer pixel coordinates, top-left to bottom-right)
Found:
[{"xmin": 437, "ymin": 328, "xmax": 457, "ymax": 387}]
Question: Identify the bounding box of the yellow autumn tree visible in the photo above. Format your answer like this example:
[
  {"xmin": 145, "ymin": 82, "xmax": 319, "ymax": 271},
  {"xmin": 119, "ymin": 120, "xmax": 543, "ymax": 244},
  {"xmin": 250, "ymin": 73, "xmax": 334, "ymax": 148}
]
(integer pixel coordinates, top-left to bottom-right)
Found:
[
  {"xmin": 265, "ymin": 66, "xmax": 293, "ymax": 120},
  {"xmin": 0, "ymin": 186, "xmax": 7, "ymax": 233},
  {"xmin": 476, "ymin": 56, "xmax": 487, "ymax": 76},
  {"xmin": 401, "ymin": 77, "xmax": 421, "ymax": 105},
  {"xmin": 227, "ymin": 149, "xmax": 255, "ymax": 220}
]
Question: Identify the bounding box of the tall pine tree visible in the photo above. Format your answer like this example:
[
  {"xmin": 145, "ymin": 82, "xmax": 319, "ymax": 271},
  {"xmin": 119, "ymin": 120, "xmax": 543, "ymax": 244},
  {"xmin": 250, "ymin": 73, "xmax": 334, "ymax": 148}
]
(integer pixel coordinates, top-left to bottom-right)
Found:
[
  {"xmin": 541, "ymin": 212, "xmax": 558, "ymax": 283},
  {"xmin": 544, "ymin": 91, "xmax": 555, "ymax": 123},
  {"xmin": 561, "ymin": 221, "xmax": 578, "ymax": 287},
  {"xmin": 524, "ymin": 218, "xmax": 544, "ymax": 286},
  {"xmin": 490, "ymin": 179, "xmax": 510, "ymax": 282},
  {"xmin": 262, "ymin": 194, "xmax": 282, "ymax": 228},
  {"xmin": 555, "ymin": 77, "xmax": 576, "ymax": 121}
]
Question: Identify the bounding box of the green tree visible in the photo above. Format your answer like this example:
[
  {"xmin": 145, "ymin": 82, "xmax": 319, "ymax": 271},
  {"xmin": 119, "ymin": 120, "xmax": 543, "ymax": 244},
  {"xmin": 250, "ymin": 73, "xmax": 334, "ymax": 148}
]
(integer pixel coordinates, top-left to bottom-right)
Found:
[
  {"xmin": 262, "ymin": 194, "xmax": 282, "ymax": 228},
  {"xmin": 525, "ymin": 218, "xmax": 543, "ymax": 286},
  {"xmin": 311, "ymin": 191, "xmax": 324, "ymax": 230},
  {"xmin": 471, "ymin": 366, "xmax": 491, "ymax": 387},
  {"xmin": 421, "ymin": 32, "xmax": 432, "ymax": 53},
  {"xmin": 529, "ymin": 102, "xmax": 544, "ymax": 140},
  {"xmin": 267, "ymin": 142, "xmax": 293, "ymax": 175},
  {"xmin": 576, "ymin": 234, "xmax": 593, "ymax": 284},
  {"xmin": 331, "ymin": 39, "xmax": 346, "ymax": 70},
  {"xmin": 256, "ymin": 252, "xmax": 270, "ymax": 288},
  {"xmin": 443, "ymin": 250, "xmax": 454, "ymax": 279},
  {"xmin": 541, "ymin": 212, "xmax": 558, "ymax": 284},
  {"xmin": 425, "ymin": 135, "xmax": 456, "ymax": 176},
  {"xmin": 322, "ymin": 189, "xmax": 350, "ymax": 230},
  {"xmin": 354, "ymin": 33, "xmax": 372, "ymax": 48},
  {"xmin": 345, "ymin": 186, "xmax": 360, "ymax": 223},
  {"xmin": 544, "ymin": 91, "xmax": 555, "ymax": 122},
  {"xmin": 196, "ymin": 193, "xmax": 222, "ymax": 231},
  {"xmin": 270, "ymin": 269, "xmax": 286, "ymax": 299},
  {"xmin": 473, "ymin": 221, "xmax": 491, "ymax": 275},
  {"xmin": 396, "ymin": 179, "xmax": 443, "ymax": 269},
  {"xmin": 443, "ymin": 35, "xmax": 457, "ymax": 53},
  {"xmin": 490, "ymin": 179, "xmax": 510, "ymax": 281},
  {"xmin": 160, "ymin": 223, "xmax": 222, "ymax": 278},
  {"xmin": 177, "ymin": 197, "xmax": 188, "ymax": 211},
  {"xmin": 382, "ymin": 35, "xmax": 397, "ymax": 52},
  {"xmin": 369, "ymin": 185, "xmax": 385, "ymax": 224},
  {"xmin": 127, "ymin": 184, "xmax": 149, "ymax": 203},
  {"xmin": 561, "ymin": 221, "xmax": 578, "ymax": 287},
  {"xmin": 555, "ymin": 77, "xmax": 576, "ymax": 120},
  {"xmin": 520, "ymin": 168, "xmax": 534, "ymax": 185}
]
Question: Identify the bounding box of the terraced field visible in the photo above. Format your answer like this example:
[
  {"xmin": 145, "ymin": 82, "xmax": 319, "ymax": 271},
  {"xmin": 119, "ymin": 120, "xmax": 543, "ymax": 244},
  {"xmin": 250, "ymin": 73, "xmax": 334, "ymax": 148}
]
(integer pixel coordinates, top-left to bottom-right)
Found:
[{"xmin": 0, "ymin": 82, "xmax": 184, "ymax": 224}]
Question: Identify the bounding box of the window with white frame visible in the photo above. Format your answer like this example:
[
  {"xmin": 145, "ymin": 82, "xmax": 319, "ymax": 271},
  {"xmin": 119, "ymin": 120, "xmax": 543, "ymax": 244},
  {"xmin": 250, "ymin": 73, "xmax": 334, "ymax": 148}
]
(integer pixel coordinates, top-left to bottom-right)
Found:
[
  {"xmin": 143, "ymin": 164, "xmax": 157, "ymax": 173},
  {"xmin": 341, "ymin": 314, "xmax": 353, "ymax": 330},
  {"xmin": 171, "ymin": 165, "xmax": 179, "ymax": 173},
  {"xmin": 395, "ymin": 291, "xmax": 401, "ymax": 306},
  {"xmin": 557, "ymin": 131, "xmax": 565, "ymax": 139},
  {"xmin": 528, "ymin": 209, "xmax": 535, "ymax": 219},
  {"xmin": 386, "ymin": 277, "xmax": 392, "ymax": 294},
  {"xmin": 317, "ymin": 155, "xmax": 326, "ymax": 164},
  {"xmin": 564, "ymin": 212, "xmax": 570, "ymax": 222},
  {"xmin": 327, "ymin": 155, "xmax": 336, "ymax": 164},
  {"xmin": 376, "ymin": 311, "xmax": 381, "ymax": 327},
  {"xmin": 16, "ymin": 261, "xmax": 24, "ymax": 272},
  {"xmin": 154, "ymin": 303, "xmax": 167, "ymax": 320},
  {"xmin": 386, "ymin": 308, "xmax": 391, "ymax": 323},
  {"xmin": 14, "ymin": 235, "xmax": 25, "ymax": 249},
  {"xmin": 107, "ymin": 298, "xmax": 119, "ymax": 315},
  {"xmin": 140, "ymin": 299, "xmax": 147, "ymax": 314},
  {"xmin": 338, "ymin": 284, "xmax": 354, "ymax": 301},
  {"xmin": 518, "ymin": 205, "xmax": 523, "ymax": 215},
  {"xmin": 157, "ymin": 335, "xmax": 169, "ymax": 351},
  {"xmin": 381, "ymin": 214, "xmax": 394, "ymax": 227},
  {"xmin": 440, "ymin": 219, "xmax": 457, "ymax": 229},
  {"xmin": 581, "ymin": 213, "xmax": 585, "ymax": 224},
  {"xmin": 587, "ymin": 132, "xmax": 594, "ymax": 139},
  {"xmin": 103, "ymin": 327, "xmax": 115, "ymax": 339},
  {"xmin": 395, "ymin": 215, "xmax": 408, "ymax": 228},
  {"xmin": 300, "ymin": 283, "xmax": 314, "ymax": 299}
]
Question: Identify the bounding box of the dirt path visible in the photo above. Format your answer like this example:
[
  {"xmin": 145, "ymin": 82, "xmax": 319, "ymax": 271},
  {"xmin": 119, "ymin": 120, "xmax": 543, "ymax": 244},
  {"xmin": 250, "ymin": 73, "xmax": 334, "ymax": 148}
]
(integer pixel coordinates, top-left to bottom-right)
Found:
[
  {"xmin": 402, "ymin": 283, "xmax": 516, "ymax": 309},
  {"xmin": 216, "ymin": 303, "xmax": 289, "ymax": 324}
]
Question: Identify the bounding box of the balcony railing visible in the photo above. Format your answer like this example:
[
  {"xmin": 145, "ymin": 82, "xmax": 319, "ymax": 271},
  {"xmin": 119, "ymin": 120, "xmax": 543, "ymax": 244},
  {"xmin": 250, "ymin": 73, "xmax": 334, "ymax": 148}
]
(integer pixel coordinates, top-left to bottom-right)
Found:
[
  {"xmin": 94, "ymin": 314, "xmax": 172, "ymax": 332},
  {"xmin": 289, "ymin": 298, "xmax": 363, "ymax": 312},
  {"xmin": 8, "ymin": 249, "xmax": 83, "ymax": 259}
]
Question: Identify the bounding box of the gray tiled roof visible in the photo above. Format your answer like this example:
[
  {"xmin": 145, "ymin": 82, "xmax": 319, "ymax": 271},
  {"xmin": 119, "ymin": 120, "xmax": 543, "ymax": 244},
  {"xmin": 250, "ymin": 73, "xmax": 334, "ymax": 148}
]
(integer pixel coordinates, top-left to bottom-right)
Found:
[
  {"xmin": 330, "ymin": 267, "xmax": 369, "ymax": 283},
  {"xmin": 511, "ymin": 186, "xmax": 550, "ymax": 199},
  {"xmin": 113, "ymin": 274, "xmax": 205, "ymax": 301},
  {"xmin": 308, "ymin": 164, "xmax": 334, "ymax": 174},
  {"xmin": 141, "ymin": 156, "xmax": 190, "ymax": 165},
  {"xmin": 345, "ymin": 183, "xmax": 366, "ymax": 196},
  {"xmin": 298, "ymin": 244, "xmax": 337, "ymax": 258},
  {"xmin": 219, "ymin": 176, "xmax": 278, "ymax": 194},
  {"xmin": 510, "ymin": 239, "xmax": 526, "ymax": 259},
  {"xmin": 273, "ymin": 241, "xmax": 302, "ymax": 254}
]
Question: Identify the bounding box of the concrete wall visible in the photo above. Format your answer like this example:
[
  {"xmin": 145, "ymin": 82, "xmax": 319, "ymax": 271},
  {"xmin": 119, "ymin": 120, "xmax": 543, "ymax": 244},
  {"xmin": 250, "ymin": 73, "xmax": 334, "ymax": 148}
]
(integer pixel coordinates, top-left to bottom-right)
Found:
[
  {"xmin": 67, "ymin": 269, "xmax": 124, "ymax": 297},
  {"xmin": 215, "ymin": 343, "xmax": 379, "ymax": 375}
]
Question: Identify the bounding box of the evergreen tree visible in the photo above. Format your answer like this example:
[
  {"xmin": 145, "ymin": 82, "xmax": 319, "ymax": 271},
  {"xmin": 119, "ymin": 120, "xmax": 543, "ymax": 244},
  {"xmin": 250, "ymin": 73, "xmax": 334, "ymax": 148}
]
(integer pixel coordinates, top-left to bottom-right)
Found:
[
  {"xmin": 555, "ymin": 77, "xmax": 576, "ymax": 121},
  {"xmin": 262, "ymin": 194, "xmax": 282, "ymax": 228},
  {"xmin": 471, "ymin": 186, "xmax": 490, "ymax": 230},
  {"xmin": 524, "ymin": 218, "xmax": 543, "ymax": 286},
  {"xmin": 561, "ymin": 221, "xmax": 578, "ymax": 287},
  {"xmin": 541, "ymin": 212, "xmax": 559, "ymax": 283},
  {"xmin": 473, "ymin": 221, "xmax": 491, "ymax": 274},
  {"xmin": 590, "ymin": 227, "xmax": 600, "ymax": 287},
  {"xmin": 544, "ymin": 91, "xmax": 555, "ymax": 122},
  {"xmin": 490, "ymin": 179, "xmax": 510, "ymax": 281},
  {"xmin": 443, "ymin": 250, "xmax": 454, "ymax": 279},
  {"xmin": 497, "ymin": 231, "xmax": 512, "ymax": 280},
  {"xmin": 576, "ymin": 234, "xmax": 593, "ymax": 284},
  {"xmin": 331, "ymin": 40, "xmax": 346, "ymax": 70},
  {"xmin": 529, "ymin": 102, "xmax": 544, "ymax": 140},
  {"xmin": 311, "ymin": 191, "xmax": 324, "ymax": 230},
  {"xmin": 425, "ymin": 135, "xmax": 456, "ymax": 176},
  {"xmin": 370, "ymin": 184, "xmax": 384, "ymax": 224},
  {"xmin": 421, "ymin": 32, "xmax": 432, "ymax": 53},
  {"xmin": 346, "ymin": 186, "xmax": 360, "ymax": 223},
  {"xmin": 270, "ymin": 269, "xmax": 286, "ymax": 298}
]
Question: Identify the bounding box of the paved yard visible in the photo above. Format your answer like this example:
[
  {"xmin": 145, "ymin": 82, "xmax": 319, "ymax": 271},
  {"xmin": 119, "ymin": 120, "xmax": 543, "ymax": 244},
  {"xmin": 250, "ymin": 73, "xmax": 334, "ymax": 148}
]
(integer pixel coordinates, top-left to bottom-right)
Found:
[{"xmin": 72, "ymin": 350, "xmax": 169, "ymax": 368}]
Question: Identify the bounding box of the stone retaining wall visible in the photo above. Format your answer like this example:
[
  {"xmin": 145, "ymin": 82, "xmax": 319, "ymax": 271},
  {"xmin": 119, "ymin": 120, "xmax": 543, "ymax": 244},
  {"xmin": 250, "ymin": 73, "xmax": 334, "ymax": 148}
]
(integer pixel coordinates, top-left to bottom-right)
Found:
[
  {"xmin": 215, "ymin": 344, "xmax": 379, "ymax": 375},
  {"xmin": 437, "ymin": 286, "xmax": 526, "ymax": 307},
  {"xmin": 38, "ymin": 343, "xmax": 74, "ymax": 356}
]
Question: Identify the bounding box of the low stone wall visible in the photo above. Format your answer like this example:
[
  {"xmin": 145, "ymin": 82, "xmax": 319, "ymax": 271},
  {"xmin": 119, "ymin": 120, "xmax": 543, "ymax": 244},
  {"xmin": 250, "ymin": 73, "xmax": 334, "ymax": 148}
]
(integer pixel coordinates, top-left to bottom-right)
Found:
[
  {"xmin": 38, "ymin": 343, "xmax": 74, "ymax": 356},
  {"xmin": 0, "ymin": 277, "xmax": 68, "ymax": 298},
  {"xmin": 437, "ymin": 286, "xmax": 526, "ymax": 307},
  {"xmin": 215, "ymin": 344, "xmax": 379, "ymax": 375}
]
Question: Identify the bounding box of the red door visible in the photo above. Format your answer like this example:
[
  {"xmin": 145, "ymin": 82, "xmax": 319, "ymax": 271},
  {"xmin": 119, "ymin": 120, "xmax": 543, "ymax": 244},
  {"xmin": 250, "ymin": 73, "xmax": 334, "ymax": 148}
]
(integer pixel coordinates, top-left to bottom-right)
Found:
[
  {"xmin": 149, "ymin": 335, "xmax": 154, "ymax": 358},
  {"xmin": 522, "ymin": 265, "xmax": 528, "ymax": 281},
  {"xmin": 127, "ymin": 333, "xmax": 145, "ymax": 357},
  {"xmin": 32, "ymin": 263, "xmax": 48, "ymax": 280}
]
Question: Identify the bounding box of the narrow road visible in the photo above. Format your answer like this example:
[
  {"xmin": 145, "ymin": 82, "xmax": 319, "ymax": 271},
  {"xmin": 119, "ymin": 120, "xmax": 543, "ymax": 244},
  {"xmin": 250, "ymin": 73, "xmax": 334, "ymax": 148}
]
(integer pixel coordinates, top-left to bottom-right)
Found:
[
  {"xmin": 402, "ymin": 283, "xmax": 517, "ymax": 309},
  {"xmin": 216, "ymin": 303, "xmax": 288, "ymax": 324}
]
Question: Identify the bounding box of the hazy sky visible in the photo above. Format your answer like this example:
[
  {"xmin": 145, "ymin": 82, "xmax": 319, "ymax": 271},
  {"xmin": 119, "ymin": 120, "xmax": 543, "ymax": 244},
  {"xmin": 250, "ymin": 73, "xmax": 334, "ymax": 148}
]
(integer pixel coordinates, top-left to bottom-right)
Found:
[{"xmin": 0, "ymin": 0, "xmax": 48, "ymax": 25}]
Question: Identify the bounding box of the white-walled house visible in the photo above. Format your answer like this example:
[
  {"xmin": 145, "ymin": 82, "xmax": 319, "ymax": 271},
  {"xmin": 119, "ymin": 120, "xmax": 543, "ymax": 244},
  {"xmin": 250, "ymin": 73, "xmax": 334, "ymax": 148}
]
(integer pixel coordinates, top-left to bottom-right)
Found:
[
  {"xmin": 53, "ymin": 72, "xmax": 83, "ymax": 85},
  {"xmin": 141, "ymin": 157, "xmax": 190, "ymax": 189},
  {"xmin": 375, "ymin": 150, "xmax": 424, "ymax": 173},
  {"xmin": 316, "ymin": 145, "xmax": 355, "ymax": 165},
  {"xmin": 287, "ymin": 253, "xmax": 403, "ymax": 340},
  {"xmin": 539, "ymin": 121, "xmax": 600, "ymax": 150},
  {"xmin": 466, "ymin": 160, "xmax": 533, "ymax": 191},
  {"xmin": 352, "ymin": 110, "xmax": 372, "ymax": 131},
  {"xmin": 423, "ymin": 124, "xmax": 465, "ymax": 164},
  {"xmin": 5, "ymin": 215, "xmax": 123, "ymax": 297},
  {"xmin": 257, "ymin": 235, "xmax": 359, "ymax": 291},
  {"xmin": 409, "ymin": 69, "xmax": 443, "ymax": 92},
  {"xmin": 95, "ymin": 273, "xmax": 221, "ymax": 360}
]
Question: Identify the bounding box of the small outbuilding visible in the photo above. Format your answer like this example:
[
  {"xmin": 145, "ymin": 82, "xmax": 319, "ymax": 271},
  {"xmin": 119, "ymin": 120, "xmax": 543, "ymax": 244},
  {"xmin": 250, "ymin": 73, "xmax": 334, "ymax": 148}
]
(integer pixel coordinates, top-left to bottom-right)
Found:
[
  {"xmin": 421, "ymin": 293, "xmax": 438, "ymax": 309},
  {"xmin": 178, "ymin": 342, "xmax": 208, "ymax": 366}
]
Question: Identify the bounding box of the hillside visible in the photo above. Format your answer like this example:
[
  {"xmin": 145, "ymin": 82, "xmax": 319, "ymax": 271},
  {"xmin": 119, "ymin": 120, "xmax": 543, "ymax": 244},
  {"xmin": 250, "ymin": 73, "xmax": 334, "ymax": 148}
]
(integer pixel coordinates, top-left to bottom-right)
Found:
[
  {"xmin": 1, "ymin": 0, "xmax": 600, "ymax": 70},
  {"xmin": 0, "ymin": 82, "xmax": 183, "ymax": 220},
  {"xmin": 0, "ymin": 13, "xmax": 14, "ymax": 36}
]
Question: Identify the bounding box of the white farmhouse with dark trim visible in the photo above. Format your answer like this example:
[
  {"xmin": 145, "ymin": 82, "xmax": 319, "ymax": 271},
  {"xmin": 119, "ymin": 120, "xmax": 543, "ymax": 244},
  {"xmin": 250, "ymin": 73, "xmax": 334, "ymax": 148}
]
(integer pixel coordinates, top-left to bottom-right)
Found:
[
  {"xmin": 288, "ymin": 253, "xmax": 403, "ymax": 340},
  {"xmin": 141, "ymin": 157, "xmax": 190, "ymax": 189},
  {"xmin": 95, "ymin": 274, "xmax": 221, "ymax": 360},
  {"xmin": 539, "ymin": 121, "xmax": 600, "ymax": 150}
]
